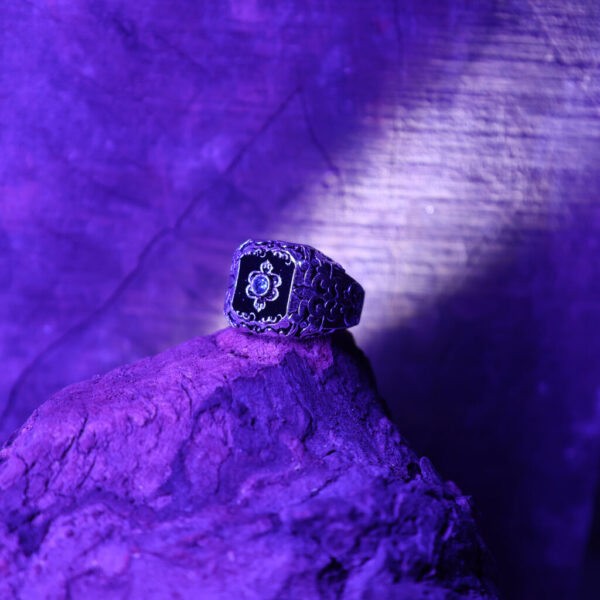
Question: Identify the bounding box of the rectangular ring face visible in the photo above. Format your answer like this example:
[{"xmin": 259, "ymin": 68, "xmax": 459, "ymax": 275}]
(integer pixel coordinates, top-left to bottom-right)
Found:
[{"xmin": 231, "ymin": 250, "xmax": 295, "ymax": 323}]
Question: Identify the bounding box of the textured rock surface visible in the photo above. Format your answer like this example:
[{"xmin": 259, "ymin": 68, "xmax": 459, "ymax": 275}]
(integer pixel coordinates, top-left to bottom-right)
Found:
[{"xmin": 0, "ymin": 329, "xmax": 496, "ymax": 599}]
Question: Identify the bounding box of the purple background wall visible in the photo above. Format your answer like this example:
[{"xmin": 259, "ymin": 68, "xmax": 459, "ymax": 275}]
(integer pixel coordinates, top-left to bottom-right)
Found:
[{"xmin": 1, "ymin": 1, "xmax": 600, "ymax": 598}]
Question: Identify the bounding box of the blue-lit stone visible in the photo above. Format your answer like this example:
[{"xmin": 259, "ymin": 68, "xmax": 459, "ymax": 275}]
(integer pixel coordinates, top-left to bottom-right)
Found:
[{"xmin": 251, "ymin": 274, "xmax": 270, "ymax": 296}]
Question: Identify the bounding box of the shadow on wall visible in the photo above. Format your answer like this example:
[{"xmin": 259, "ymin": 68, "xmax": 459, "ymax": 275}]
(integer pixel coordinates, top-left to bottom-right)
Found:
[
  {"xmin": 583, "ymin": 477, "xmax": 600, "ymax": 599},
  {"xmin": 368, "ymin": 198, "xmax": 600, "ymax": 600}
]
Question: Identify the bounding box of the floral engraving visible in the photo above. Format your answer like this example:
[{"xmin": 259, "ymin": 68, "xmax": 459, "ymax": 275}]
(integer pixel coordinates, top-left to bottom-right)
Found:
[{"xmin": 245, "ymin": 259, "xmax": 282, "ymax": 312}]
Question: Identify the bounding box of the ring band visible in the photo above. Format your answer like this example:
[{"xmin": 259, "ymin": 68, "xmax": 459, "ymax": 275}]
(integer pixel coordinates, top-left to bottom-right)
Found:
[{"xmin": 224, "ymin": 239, "xmax": 365, "ymax": 338}]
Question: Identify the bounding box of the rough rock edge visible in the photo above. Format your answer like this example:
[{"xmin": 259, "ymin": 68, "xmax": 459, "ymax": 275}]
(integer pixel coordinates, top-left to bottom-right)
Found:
[{"xmin": 0, "ymin": 329, "xmax": 498, "ymax": 599}]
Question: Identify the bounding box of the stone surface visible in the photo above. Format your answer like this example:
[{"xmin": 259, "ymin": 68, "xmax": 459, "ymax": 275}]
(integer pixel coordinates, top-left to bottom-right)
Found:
[{"xmin": 0, "ymin": 329, "xmax": 496, "ymax": 599}]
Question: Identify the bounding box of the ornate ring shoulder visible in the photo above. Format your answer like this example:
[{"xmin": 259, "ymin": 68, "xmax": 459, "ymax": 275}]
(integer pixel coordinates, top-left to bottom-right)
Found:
[{"xmin": 224, "ymin": 239, "xmax": 365, "ymax": 338}]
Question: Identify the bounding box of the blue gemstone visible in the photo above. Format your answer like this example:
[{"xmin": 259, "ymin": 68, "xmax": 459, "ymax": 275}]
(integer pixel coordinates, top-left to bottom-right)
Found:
[{"xmin": 251, "ymin": 274, "xmax": 270, "ymax": 296}]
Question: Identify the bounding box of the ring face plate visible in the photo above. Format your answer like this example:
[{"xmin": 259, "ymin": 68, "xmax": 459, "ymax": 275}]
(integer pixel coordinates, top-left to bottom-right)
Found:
[{"xmin": 232, "ymin": 251, "xmax": 295, "ymax": 322}]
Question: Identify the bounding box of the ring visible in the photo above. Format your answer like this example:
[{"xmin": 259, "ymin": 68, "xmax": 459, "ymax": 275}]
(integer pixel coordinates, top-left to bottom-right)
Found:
[{"xmin": 224, "ymin": 239, "xmax": 365, "ymax": 338}]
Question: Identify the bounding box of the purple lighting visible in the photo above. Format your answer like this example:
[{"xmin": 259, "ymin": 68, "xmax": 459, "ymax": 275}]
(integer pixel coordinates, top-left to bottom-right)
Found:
[{"xmin": 1, "ymin": 1, "xmax": 599, "ymax": 598}]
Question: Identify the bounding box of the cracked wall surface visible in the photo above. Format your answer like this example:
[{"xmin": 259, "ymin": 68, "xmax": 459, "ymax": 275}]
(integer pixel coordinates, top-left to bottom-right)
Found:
[{"xmin": 2, "ymin": 1, "xmax": 600, "ymax": 598}]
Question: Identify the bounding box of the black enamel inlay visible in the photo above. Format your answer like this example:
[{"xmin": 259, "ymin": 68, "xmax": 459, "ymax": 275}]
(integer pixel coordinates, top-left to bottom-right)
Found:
[{"xmin": 232, "ymin": 251, "xmax": 295, "ymax": 322}]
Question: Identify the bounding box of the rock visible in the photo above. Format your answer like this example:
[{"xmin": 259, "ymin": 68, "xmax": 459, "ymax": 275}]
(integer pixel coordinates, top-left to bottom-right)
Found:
[{"xmin": 0, "ymin": 328, "xmax": 497, "ymax": 599}]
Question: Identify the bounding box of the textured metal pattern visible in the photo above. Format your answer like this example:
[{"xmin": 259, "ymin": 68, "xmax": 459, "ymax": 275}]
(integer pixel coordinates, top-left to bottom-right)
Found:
[{"xmin": 224, "ymin": 239, "xmax": 364, "ymax": 338}]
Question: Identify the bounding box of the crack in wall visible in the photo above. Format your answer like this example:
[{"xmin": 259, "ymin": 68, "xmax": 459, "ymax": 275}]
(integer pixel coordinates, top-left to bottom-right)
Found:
[{"xmin": 1, "ymin": 85, "xmax": 301, "ymax": 437}]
